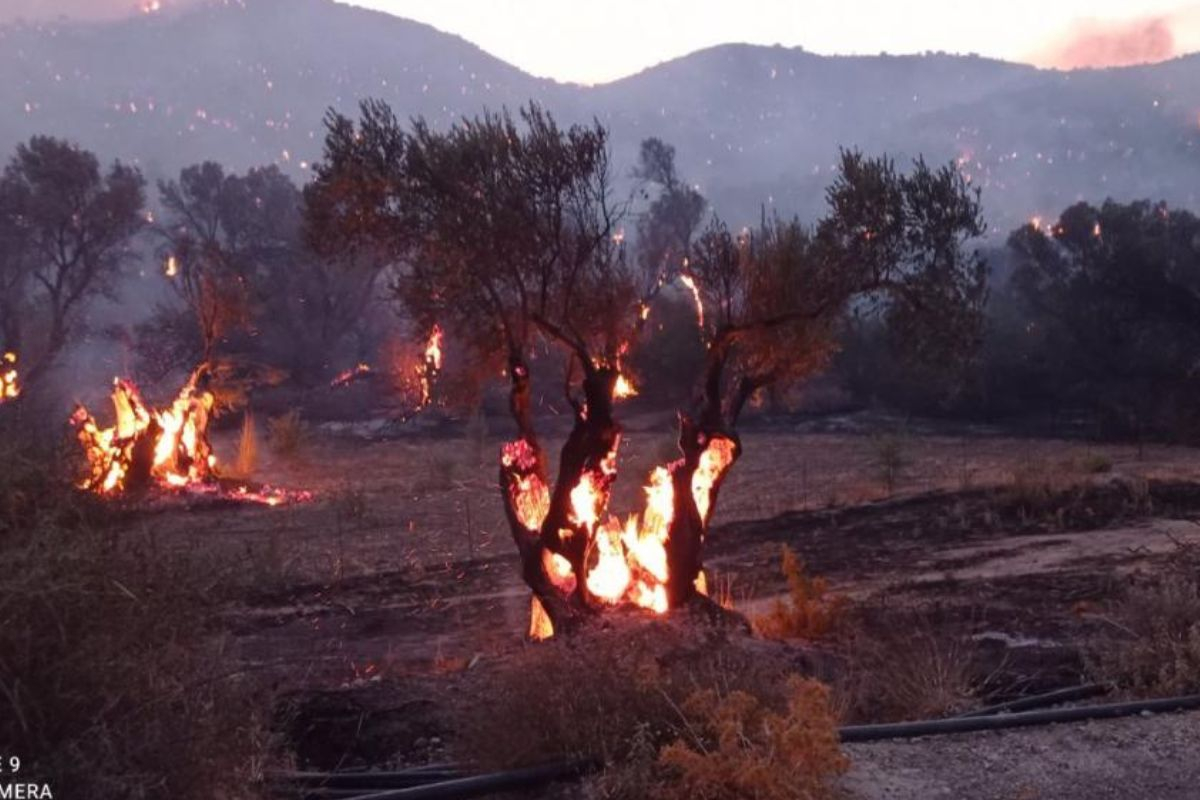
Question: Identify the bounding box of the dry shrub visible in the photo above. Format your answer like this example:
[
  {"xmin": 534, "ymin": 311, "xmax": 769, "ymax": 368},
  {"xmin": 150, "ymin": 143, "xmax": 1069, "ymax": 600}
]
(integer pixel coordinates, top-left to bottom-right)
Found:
[
  {"xmin": 1089, "ymin": 567, "xmax": 1200, "ymax": 696},
  {"xmin": 658, "ymin": 676, "xmax": 847, "ymax": 800},
  {"xmin": 458, "ymin": 616, "xmax": 804, "ymax": 773},
  {"xmin": 0, "ymin": 512, "xmax": 279, "ymax": 798},
  {"xmin": 267, "ymin": 409, "xmax": 309, "ymax": 458},
  {"xmin": 834, "ymin": 607, "xmax": 979, "ymax": 722},
  {"xmin": 1076, "ymin": 452, "xmax": 1113, "ymax": 474},
  {"xmin": 754, "ymin": 546, "xmax": 846, "ymax": 640}
]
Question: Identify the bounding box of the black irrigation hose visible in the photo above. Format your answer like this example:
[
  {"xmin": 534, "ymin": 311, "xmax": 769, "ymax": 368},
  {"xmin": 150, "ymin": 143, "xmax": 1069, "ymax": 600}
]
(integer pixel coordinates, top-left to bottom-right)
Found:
[
  {"xmin": 839, "ymin": 693, "xmax": 1200, "ymax": 743},
  {"xmin": 953, "ymin": 683, "xmax": 1111, "ymax": 718},
  {"xmin": 272, "ymin": 766, "xmax": 467, "ymax": 790},
  {"xmin": 339, "ymin": 759, "xmax": 601, "ymax": 800},
  {"xmin": 274, "ymin": 693, "xmax": 1200, "ymax": 799}
]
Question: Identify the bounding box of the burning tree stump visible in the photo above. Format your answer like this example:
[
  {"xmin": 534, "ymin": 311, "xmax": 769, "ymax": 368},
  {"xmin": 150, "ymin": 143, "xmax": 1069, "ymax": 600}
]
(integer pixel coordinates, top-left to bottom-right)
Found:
[{"xmin": 70, "ymin": 365, "xmax": 310, "ymax": 506}]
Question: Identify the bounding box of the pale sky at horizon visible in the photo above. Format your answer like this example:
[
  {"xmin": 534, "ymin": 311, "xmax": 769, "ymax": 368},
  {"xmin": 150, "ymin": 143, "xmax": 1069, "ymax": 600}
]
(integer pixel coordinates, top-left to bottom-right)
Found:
[
  {"xmin": 341, "ymin": 0, "xmax": 1200, "ymax": 84},
  {"xmin": 4, "ymin": 0, "xmax": 1200, "ymax": 84}
]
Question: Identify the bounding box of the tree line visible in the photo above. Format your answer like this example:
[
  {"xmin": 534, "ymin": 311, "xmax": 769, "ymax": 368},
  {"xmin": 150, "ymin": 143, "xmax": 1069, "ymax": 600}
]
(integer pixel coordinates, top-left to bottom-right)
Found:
[{"xmin": 1, "ymin": 108, "xmax": 1198, "ymax": 444}]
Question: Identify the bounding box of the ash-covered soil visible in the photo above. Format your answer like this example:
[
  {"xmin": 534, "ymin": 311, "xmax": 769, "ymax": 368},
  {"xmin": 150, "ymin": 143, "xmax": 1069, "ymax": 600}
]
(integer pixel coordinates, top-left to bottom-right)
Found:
[{"xmin": 135, "ymin": 418, "xmax": 1200, "ymax": 794}]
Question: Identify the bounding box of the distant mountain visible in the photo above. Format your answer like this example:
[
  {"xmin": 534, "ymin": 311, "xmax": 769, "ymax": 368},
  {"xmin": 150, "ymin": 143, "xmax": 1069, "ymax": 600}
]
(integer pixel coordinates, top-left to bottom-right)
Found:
[{"xmin": 2, "ymin": 0, "xmax": 1199, "ymax": 232}]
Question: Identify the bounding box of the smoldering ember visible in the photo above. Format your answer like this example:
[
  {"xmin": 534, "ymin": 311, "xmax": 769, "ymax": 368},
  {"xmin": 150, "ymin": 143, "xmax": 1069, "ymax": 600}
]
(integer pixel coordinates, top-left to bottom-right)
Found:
[{"xmin": 4, "ymin": 2, "xmax": 1200, "ymax": 800}]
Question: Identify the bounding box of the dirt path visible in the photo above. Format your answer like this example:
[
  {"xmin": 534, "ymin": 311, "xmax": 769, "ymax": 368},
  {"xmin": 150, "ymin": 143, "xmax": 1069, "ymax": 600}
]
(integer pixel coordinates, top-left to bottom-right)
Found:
[{"xmin": 845, "ymin": 711, "xmax": 1200, "ymax": 799}]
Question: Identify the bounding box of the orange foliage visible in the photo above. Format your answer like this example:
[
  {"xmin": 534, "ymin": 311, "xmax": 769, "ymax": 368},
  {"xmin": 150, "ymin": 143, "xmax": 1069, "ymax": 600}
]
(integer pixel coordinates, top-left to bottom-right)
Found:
[{"xmin": 754, "ymin": 546, "xmax": 846, "ymax": 640}]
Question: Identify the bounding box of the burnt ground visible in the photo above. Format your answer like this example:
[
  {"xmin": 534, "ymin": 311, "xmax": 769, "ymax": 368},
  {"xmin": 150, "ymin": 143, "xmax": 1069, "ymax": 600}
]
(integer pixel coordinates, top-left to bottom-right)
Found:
[{"xmin": 135, "ymin": 416, "xmax": 1200, "ymax": 793}]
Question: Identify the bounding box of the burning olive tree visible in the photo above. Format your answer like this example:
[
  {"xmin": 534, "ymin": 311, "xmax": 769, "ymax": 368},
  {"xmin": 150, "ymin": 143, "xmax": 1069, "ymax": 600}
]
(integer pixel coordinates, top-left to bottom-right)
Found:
[
  {"xmin": 671, "ymin": 152, "xmax": 987, "ymax": 609},
  {"xmin": 309, "ymin": 103, "xmax": 987, "ymax": 635}
]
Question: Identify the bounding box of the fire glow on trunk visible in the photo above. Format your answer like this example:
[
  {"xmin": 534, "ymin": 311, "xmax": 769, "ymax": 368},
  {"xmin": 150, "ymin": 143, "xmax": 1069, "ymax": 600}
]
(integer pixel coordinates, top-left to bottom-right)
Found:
[{"xmin": 0, "ymin": 352, "xmax": 19, "ymax": 403}]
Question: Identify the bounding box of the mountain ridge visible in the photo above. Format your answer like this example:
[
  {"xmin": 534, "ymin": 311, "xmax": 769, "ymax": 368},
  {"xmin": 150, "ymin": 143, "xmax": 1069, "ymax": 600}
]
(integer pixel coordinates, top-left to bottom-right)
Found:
[{"xmin": 2, "ymin": 0, "xmax": 1198, "ymax": 230}]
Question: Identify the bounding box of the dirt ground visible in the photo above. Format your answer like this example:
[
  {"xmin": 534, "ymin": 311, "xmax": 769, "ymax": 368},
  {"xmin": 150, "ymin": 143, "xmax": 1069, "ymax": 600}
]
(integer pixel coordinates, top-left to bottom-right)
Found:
[
  {"xmin": 139, "ymin": 411, "xmax": 1200, "ymax": 796},
  {"xmin": 845, "ymin": 710, "xmax": 1200, "ymax": 800}
]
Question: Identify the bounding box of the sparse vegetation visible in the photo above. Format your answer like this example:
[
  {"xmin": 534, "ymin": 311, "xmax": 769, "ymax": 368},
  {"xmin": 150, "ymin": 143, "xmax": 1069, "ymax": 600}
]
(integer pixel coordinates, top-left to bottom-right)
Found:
[
  {"xmin": 414, "ymin": 455, "xmax": 459, "ymax": 494},
  {"xmin": 1089, "ymin": 555, "xmax": 1200, "ymax": 696},
  {"xmin": 331, "ymin": 483, "xmax": 369, "ymax": 525},
  {"xmin": 0, "ymin": 444, "xmax": 280, "ymax": 799},
  {"xmin": 463, "ymin": 405, "xmax": 489, "ymax": 467},
  {"xmin": 835, "ymin": 607, "xmax": 980, "ymax": 722},
  {"xmin": 870, "ymin": 427, "xmax": 909, "ymax": 494},
  {"xmin": 267, "ymin": 409, "xmax": 309, "ymax": 458},
  {"xmin": 1077, "ymin": 452, "xmax": 1114, "ymax": 474}
]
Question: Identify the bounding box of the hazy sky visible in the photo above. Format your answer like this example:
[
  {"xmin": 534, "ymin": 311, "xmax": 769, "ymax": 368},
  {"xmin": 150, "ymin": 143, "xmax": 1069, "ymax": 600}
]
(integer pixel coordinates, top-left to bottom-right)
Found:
[
  {"xmin": 4, "ymin": 0, "xmax": 1200, "ymax": 84},
  {"xmin": 344, "ymin": 0, "xmax": 1200, "ymax": 83}
]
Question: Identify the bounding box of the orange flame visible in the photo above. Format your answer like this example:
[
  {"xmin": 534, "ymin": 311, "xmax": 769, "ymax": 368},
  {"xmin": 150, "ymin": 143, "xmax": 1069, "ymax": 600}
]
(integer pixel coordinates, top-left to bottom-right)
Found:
[
  {"xmin": 613, "ymin": 373, "xmax": 638, "ymax": 399},
  {"xmin": 416, "ymin": 324, "xmax": 444, "ymax": 406},
  {"xmin": 611, "ymin": 340, "xmax": 638, "ymax": 400},
  {"xmin": 1, "ymin": 352, "xmax": 20, "ymax": 403},
  {"xmin": 528, "ymin": 595, "xmax": 554, "ymax": 641},
  {"xmin": 425, "ymin": 324, "xmax": 444, "ymax": 371},
  {"xmin": 692, "ymin": 436, "xmax": 737, "ymax": 522}
]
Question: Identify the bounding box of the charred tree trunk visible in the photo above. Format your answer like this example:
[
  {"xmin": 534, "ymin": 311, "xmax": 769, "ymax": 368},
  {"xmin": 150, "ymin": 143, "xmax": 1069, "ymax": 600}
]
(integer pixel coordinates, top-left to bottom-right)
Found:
[
  {"xmin": 663, "ymin": 335, "xmax": 743, "ymax": 609},
  {"xmin": 540, "ymin": 366, "xmax": 620, "ymax": 600}
]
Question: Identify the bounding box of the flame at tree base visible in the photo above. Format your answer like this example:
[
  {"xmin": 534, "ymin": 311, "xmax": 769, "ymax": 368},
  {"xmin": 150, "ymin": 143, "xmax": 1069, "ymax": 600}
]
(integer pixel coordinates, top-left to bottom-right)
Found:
[
  {"xmin": 70, "ymin": 366, "xmax": 310, "ymax": 506},
  {"xmin": 503, "ymin": 430, "xmax": 738, "ymax": 640}
]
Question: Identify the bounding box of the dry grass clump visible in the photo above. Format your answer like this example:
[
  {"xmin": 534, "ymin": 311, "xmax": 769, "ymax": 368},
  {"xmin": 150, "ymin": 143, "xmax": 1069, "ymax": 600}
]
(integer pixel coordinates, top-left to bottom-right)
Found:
[
  {"xmin": 658, "ymin": 676, "xmax": 847, "ymax": 800},
  {"xmin": 232, "ymin": 411, "xmax": 260, "ymax": 478},
  {"xmin": 833, "ymin": 606, "xmax": 980, "ymax": 722},
  {"xmin": 870, "ymin": 429, "xmax": 909, "ymax": 495},
  {"xmin": 0, "ymin": 446, "xmax": 279, "ymax": 798},
  {"xmin": 267, "ymin": 408, "xmax": 310, "ymax": 458},
  {"xmin": 1075, "ymin": 452, "xmax": 1113, "ymax": 474},
  {"xmin": 1089, "ymin": 549, "xmax": 1200, "ymax": 696},
  {"xmin": 754, "ymin": 546, "xmax": 847, "ymax": 640},
  {"xmin": 459, "ymin": 616, "xmax": 843, "ymax": 799}
]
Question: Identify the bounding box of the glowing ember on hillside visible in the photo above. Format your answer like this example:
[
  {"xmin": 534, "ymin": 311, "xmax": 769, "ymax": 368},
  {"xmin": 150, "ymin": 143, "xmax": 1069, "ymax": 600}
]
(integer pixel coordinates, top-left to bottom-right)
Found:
[
  {"xmin": 331, "ymin": 362, "xmax": 372, "ymax": 388},
  {"xmin": 503, "ymin": 429, "xmax": 738, "ymax": 638},
  {"xmin": 679, "ymin": 273, "xmax": 704, "ymax": 329},
  {"xmin": 1, "ymin": 352, "xmax": 19, "ymax": 403},
  {"xmin": 70, "ymin": 367, "xmax": 308, "ymax": 505}
]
